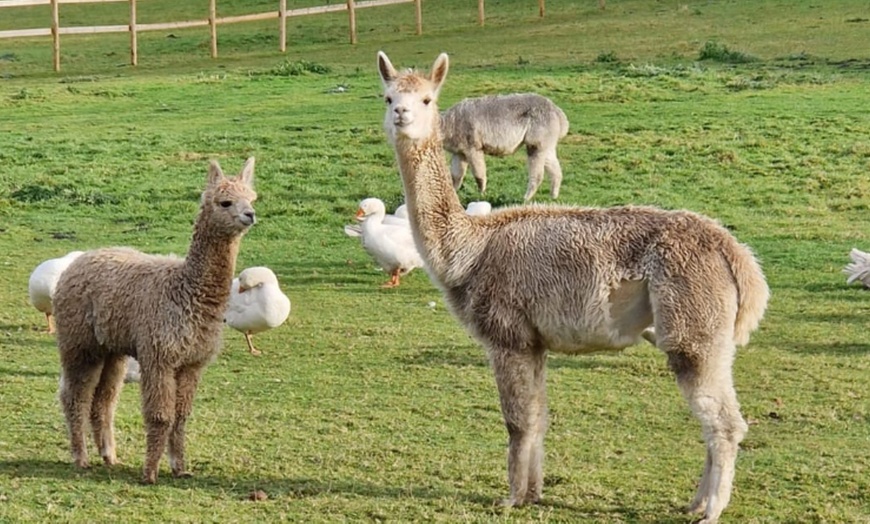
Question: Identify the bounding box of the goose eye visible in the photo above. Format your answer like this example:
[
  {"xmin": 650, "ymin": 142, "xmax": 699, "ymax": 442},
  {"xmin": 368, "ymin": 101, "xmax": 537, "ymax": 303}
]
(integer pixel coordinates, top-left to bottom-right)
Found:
[
  {"xmin": 423, "ymin": 97, "xmax": 432, "ymax": 105},
  {"xmin": 220, "ymin": 200, "xmax": 232, "ymax": 208},
  {"xmin": 385, "ymin": 96, "xmax": 392, "ymax": 104}
]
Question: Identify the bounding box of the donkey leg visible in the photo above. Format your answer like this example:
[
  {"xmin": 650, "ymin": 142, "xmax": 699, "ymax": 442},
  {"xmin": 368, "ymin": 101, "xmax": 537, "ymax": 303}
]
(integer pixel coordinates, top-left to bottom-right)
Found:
[
  {"xmin": 489, "ymin": 346, "xmax": 548, "ymax": 506},
  {"xmin": 450, "ymin": 154, "xmax": 469, "ymax": 190},
  {"xmin": 467, "ymin": 150, "xmax": 488, "ymax": 194},
  {"xmin": 523, "ymin": 148, "xmax": 546, "ymax": 201},
  {"xmin": 90, "ymin": 354, "xmax": 127, "ymax": 466},
  {"xmin": 168, "ymin": 364, "xmax": 204, "ymax": 478},
  {"xmin": 59, "ymin": 356, "xmax": 104, "ymax": 469},
  {"xmin": 543, "ymin": 150, "xmax": 563, "ymax": 199},
  {"xmin": 670, "ymin": 349, "xmax": 747, "ymax": 524},
  {"xmin": 140, "ymin": 366, "xmax": 177, "ymax": 484}
]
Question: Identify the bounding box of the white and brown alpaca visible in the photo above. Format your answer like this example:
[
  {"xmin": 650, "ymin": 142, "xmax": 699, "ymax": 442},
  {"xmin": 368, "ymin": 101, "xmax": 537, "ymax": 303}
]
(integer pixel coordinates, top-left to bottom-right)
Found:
[
  {"xmin": 377, "ymin": 52, "xmax": 769, "ymax": 523},
  {"xmin": 53, "ymin": 158, "xmax": 257, "ymax": 484}
]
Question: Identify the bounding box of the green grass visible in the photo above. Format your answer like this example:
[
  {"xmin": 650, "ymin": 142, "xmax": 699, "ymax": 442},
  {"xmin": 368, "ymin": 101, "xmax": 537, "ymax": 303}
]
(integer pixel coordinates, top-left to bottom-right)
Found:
[{"xmin": 1, "ymin": 0, "xmax": 869, "ymax": 522}]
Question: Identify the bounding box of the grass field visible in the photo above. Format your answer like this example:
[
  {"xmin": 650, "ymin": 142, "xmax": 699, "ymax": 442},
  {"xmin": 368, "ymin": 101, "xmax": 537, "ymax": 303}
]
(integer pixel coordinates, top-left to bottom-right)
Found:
[{"xmin": 1, "ymin": 0, "xmax": 869, "ymax": 522}]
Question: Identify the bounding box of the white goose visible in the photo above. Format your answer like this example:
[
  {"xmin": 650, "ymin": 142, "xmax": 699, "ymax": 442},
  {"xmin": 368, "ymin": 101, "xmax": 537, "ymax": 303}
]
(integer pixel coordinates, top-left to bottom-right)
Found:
[
  {"xmin": 225, "ymin": 267, "xmax": 292, "ymax": 355},
  {"xmin": 353, "ymin": 197, "xmax": 424, "ymax": 287},
  {"xmin": 465, "ymin": 200, "xmax": 492, "ymax": 216},
  {"xmin": 344, "ymin": 201, "xmax": 408, "ymax": 238},
  {"xmin": 844, "ymin": 248, "xmax": 870, "ymax": 288},
  {"xmin": 28, "ymin": 251, "xmax": 84, "ymax": 333}
]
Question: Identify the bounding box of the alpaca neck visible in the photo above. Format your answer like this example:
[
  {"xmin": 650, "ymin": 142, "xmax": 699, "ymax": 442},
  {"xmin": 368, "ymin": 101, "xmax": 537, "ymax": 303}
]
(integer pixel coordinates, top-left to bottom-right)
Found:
[
  {"xmin": 392, "ymin": 123, "xmax": 474, "ymax": 284},
  {"xmin": 181, "ymin": 209, "xmax": 240, "ymax": 316}
]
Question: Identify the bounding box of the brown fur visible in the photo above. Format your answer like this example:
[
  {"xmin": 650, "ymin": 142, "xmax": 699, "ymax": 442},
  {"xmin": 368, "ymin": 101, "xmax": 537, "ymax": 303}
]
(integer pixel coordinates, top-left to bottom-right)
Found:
[
  {"xmin": 377, "ymin": 51, "xmax": 769, "ymax": 524},
  {"xmin": 53, "ymin": 158, "xmax": 257, "ymax": 484}
]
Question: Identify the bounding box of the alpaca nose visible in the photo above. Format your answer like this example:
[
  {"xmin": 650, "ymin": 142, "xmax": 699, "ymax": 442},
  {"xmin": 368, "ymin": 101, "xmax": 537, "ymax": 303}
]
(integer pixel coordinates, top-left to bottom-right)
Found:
[
  {"xmin": 394, "ymin": 106, "xmax": 408, "ymax": 116},
  {"xmin": 244, "ymin": 211, "xmax": 256, "ymax": 224}
]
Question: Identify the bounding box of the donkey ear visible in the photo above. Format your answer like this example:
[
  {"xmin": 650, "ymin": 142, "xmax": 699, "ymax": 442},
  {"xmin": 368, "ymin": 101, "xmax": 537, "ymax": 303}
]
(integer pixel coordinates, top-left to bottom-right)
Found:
[
  {"xmin": 377, "ymin": 51, "xmax": 397, "ymax": 87},
  {"xmin": 237, "ymin": 157, "xmax": 255, "ymax": 186},
  {"xmin": 207, "ymin": 160, "xmax": 224, "ymax": 187},
  {"xmin": 430, "ymin": 53, "xmax": 449, "ymax": 96}
]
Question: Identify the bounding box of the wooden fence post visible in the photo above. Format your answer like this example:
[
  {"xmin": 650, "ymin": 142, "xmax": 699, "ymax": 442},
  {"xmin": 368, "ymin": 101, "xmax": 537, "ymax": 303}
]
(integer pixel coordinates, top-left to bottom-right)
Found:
[
  {"xmin": 51, "ymin": 0, "xmax": 60, "ymax": 71},
  {"xmin": 538, "ymin": 0, "xmax": 545, "ymax": 18},
  {"xmin": 414, "ymin": 0, "xmax": 422, "ymax": 35},
  {"xmin": 279, "ymin": 0, "xmax": 287, "ymax": 52},
  {"xmin": 130, "ymin": 0, "xmax": 138, "ymax": 66},
  {"xmin": 347, "ymin": 0, "xmax": 357, "ymax": 44},
  {"xmin": 478, "ymin": 0, "xmax": 484, "ymax": 26},
  {"xmin": 209, "ymin": 0, "xmax": 217, "ymax": 58}
]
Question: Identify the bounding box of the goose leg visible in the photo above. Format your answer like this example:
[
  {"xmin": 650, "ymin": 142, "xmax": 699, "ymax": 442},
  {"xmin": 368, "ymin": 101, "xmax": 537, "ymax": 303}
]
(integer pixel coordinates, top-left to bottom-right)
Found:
[{"xmin": 244, "ymin": 332, "xmax": 261, "ymax": 356}]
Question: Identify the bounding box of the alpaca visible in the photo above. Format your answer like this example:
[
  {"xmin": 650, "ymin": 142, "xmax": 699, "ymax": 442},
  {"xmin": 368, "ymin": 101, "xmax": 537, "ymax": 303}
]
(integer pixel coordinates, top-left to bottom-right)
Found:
[
  {"xmin": 53, "ymin": 158, "xmax": 257, "ymax": 484},
  {"xmin": 843, "ymin": 248, "xmax": 870, "ymax": 288},
  {"xmin": 28, "ymin": 251, "xmax": 84, "ymax": 334},
  {"xmin": 441, "ymin": 93, "xmax": 569, "ymax": 201},
  {"xmin": 377, "ymin": 51, "xmax": 769, "ymax": 524}
]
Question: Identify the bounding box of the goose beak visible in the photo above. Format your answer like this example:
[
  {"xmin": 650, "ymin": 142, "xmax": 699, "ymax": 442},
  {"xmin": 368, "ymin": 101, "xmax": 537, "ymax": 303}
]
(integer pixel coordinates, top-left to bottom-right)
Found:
[
  {"xmin": 355, "ymin": 209, "xmax": 365, "ymax": 221},
  {"xmin": 238, "ymin": 284, "xmax": 250, "ymax": 293}
]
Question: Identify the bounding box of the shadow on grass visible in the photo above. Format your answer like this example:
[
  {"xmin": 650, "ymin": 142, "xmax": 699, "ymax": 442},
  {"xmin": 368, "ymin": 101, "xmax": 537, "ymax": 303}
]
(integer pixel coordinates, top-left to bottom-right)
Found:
[
  {"xmin": 789, "ymin": 342, "xmax": 870, "ymax": 356},
  {"xmin": 0, "ymin": 459, "xmax": 689, "ymax": 521},
  {"xmin": 0, "ymin": 366, "xmax": 58, "ymax": 379},
  {"xmin": 398, "ymin": 345, "xmax": 651, "ymax": 371}
]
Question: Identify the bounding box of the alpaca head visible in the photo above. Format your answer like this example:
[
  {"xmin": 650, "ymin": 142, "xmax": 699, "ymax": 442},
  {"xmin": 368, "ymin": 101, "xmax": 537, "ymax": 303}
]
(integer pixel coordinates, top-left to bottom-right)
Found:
[
  {"xmin": 377, "ymin": 51, "xmax": 449, "ymax": 144},
  {"xmin": 237, "ymin": 266, "xmax": 279, "ymax": 292},
  {"xmin": 201, "ymin": 157, "xmax": 258, "ymax": 237}
]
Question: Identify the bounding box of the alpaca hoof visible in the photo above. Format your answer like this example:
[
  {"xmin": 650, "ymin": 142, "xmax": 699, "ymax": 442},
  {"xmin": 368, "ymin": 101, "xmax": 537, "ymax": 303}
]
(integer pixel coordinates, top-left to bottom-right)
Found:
[
  {"xmin": 141, "ymin": 472, "xmax": 158, "ymax": 485},
  {"xmin": 172, "ymin": 470, "xmax": 193, "ymax": 479},
  {"xmin": 101, "ymin": 455, "xmax": 120, "ymax": 467},
  {"xmin": 685, "ymin": 499, "xmax": 707, "ymax": 515},
  {"xmin": 249, "ymin": 349, "xmax": 262, "ymax": 356},
  {"xmin": 74, "ymin": 458, "xmax": 90, "ymax": 469}
]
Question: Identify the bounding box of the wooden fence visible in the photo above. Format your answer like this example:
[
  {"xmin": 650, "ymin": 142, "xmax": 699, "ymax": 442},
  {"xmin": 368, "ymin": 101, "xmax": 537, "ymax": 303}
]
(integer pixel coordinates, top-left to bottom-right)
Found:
[{"xmin": 0, "ymin": 0, "xmax": 421, "ymax": 71}]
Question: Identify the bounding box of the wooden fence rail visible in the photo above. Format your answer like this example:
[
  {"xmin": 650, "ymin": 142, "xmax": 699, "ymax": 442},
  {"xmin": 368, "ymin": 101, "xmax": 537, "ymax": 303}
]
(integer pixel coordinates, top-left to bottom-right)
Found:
[{"xmin": 0, "ymin": 0, "xmax": 421, "ymax": 71}]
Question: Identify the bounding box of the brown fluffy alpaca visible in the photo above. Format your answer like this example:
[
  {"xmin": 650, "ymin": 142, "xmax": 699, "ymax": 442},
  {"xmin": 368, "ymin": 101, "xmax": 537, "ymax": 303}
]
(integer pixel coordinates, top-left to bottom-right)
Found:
[
  {"xmin": 53, "ymin": 158, "xmax": 257, "ymax": 484},
  {"xmin": 377, "ymin": 52, "xmax": 769, "ymax": 524}
]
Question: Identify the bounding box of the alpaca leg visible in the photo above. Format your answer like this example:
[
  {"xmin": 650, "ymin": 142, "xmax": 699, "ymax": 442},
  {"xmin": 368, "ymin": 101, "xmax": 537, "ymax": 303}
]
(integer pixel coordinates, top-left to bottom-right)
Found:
[
  {"xmin": 244, "ymin": 332, "xmax": 261, "ymax": 356},
  {"xmin": 670, "ymin": 350, "xmax": 747, "ymax": 524},
  {"xmin": 543, "ymin": 150, "xmax": 563, "ymax": 199},
  {"xmin": 451, "ymin": 154, "xmax": 469, "ymax": 190},
  {"xmin": 523, "ymin": 149, "xmax": 546, "ymax": 201},
  {"xmin": 467, "ymin": 150, "xmax": 488, "ymax": 194},
  {"xmin": 526, "ymin": 377, "xmax": 548, "ymax": 502},
  {"xmin": 59, "ymin": 356, "xmax": 104, "ymax": 469},
  {"xmin": 168, "ymin": 364, "xmax": 204, "ymax": 479},
  {"xmin": 489, "ymin": 347, "xmax": 548, "ymax": 506},
  {"xmin": 90, "ymin": 354, "xmax": 127, "ymax": 466},
  {"xmin": 140, "ymin": 368, "xmax": 177, "ymax": 484}
]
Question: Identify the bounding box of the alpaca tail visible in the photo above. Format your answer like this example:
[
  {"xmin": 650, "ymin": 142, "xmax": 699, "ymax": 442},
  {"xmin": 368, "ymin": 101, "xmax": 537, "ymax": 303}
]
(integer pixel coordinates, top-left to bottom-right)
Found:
[
  {"xmin": 843, "ymin": 248, "xmax": 870, "ymax": 288},
  {"xmin": 721, "ymin": 240, "xmax": 770, "ymax": 347},
  {"xmin": 555, "ymin": 105, "xmax": 569, "ymax": 138}
]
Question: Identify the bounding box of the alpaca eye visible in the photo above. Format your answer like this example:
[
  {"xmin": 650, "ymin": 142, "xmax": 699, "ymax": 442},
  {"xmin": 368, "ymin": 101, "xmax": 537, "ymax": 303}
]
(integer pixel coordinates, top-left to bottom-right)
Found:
[
  {"xmin": 423, "ymin": 97, "xmax": 432, "ymax": 105},
  {"xmin": 385, "ymin": 96, "xmax": 392, "ymax": 104},
  {"xmin": 220, "ymin": 200, "xmax": 232, "ymax": 208}
]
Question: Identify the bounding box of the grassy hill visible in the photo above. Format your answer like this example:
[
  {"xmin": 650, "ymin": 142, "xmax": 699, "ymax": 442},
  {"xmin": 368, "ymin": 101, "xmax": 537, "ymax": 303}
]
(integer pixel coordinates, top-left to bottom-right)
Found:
[{"xmin": 0, "ymin": 1, "xmax": 868, "ymax": 522}]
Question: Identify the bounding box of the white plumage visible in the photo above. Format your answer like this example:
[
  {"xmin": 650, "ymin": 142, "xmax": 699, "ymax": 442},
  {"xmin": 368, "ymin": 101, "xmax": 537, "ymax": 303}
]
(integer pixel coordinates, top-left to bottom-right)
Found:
[
  {"xmin": 465, "ymin": 200, "xmax": 492, "ymax": 216},
  {"xmin": 352, "ymin": 197, "xmax": 424, "ymax": 287},
  {"xmin": 225, "ymin": 267, "xmax": 292, "ymax": 355},
  {"xmin": 28, "ymin": 251, "xmax": 84, "ymax": 333},
  {"xmin": 843, "ymin": 248, "xmax": 870, "ymax": 288}
]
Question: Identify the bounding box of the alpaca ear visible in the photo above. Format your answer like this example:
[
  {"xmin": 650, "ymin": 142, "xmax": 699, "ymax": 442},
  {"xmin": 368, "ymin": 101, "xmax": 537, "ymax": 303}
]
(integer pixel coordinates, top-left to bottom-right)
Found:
[
  {"xmin": 377, "ymin": 51, "xmax": 397, "ymax": 87},
  {"xmin": 238, "ymin": 157, "xmax": 255, "ymax": 186},
  {"xmin": 430, "ymin": 53, "xmax": 449, "ymax": 96},
  {"xmin": 207, "ymin": 160, "xmax": 224, "ymax": 187}
]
